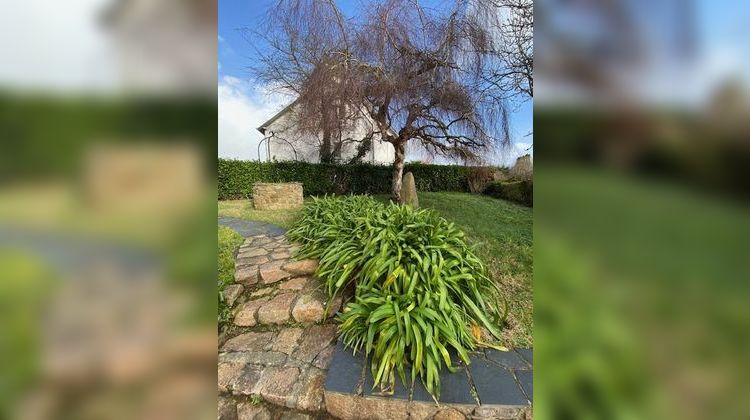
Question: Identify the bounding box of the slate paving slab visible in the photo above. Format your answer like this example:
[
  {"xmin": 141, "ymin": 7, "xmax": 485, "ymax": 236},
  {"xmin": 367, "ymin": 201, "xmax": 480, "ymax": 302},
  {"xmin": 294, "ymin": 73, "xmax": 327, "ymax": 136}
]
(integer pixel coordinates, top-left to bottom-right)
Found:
[
  {"xmin": 515, "ymin": 370, "xmax": 533, "ymax": 402},
  {"xmin": 515, "ymin": 348, "xmax": 533, "ymax": 365},
  {"xmin": 324, "ymin": 341, "xmax": 366, "ymax": 395},
  {"xmin": 485, "ymin": 349, "xmax": 532, "ymax": 370},
  {"xmin": 324, "ymin": 339, "xmax": 533, "ymax": 418},
  {"xmin": 411, "ymin": 366, "xmax": 475, "ymax": 405},
  {"xmin": 468, "ymin": 358, "xmax": 529, "ymax": 406},
  {"xmin": 362, "ymin": 362, "xmax": 412, "ymax": 399}
]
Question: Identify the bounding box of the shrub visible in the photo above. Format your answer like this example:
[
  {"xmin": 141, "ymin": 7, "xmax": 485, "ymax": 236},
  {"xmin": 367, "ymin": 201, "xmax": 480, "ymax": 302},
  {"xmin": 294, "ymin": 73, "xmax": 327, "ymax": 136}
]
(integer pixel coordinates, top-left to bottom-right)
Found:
[
  {"xmin": 484, "ymin": 180, "xmax": 533, "ymax": 206},
  {"xmin": 467, "ymin": 166, "xmax": 495, "ymax": 193},
  {"xmin": 287, "ymin": 196, "xmax": 506, "ymax": 398},
  {"xmin": 218, "ymin": 226, "xmax": 244, "ymax": 329},
  {"xmin": 218, "ymin": 159, "xmax": 482, "ymax": 199},
  {"xmin": 509, "ymin": 155, "xmax": 533, "ymax": 181}
]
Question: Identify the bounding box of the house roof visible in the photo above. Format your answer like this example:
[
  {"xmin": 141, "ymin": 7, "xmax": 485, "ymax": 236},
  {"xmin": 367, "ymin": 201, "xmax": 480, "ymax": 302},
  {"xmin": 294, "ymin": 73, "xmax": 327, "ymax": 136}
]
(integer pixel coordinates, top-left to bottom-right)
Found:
[{"xmin": 257, "ymin": 100, "xmax": 299, "ymax": 135}]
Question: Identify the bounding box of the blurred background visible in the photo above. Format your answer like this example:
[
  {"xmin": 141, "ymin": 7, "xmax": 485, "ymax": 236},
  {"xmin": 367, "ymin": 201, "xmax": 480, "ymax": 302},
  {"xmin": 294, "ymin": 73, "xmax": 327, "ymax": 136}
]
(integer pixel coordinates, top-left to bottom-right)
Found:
[
  {"xmin": 534, "ymin": 0, "xmax": 750, "ymax": 419},
  {"xmin": 0, "ymin": 0, "xmax": 217, "ymax": 419}
]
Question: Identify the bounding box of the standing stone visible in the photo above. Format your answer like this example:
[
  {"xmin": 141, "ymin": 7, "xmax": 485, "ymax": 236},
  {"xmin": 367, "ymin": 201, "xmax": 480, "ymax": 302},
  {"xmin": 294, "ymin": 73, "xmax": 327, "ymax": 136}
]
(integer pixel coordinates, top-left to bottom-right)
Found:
[{"xmin": 400, "ymin": 172, "xmax": 419, "ymax": 208}]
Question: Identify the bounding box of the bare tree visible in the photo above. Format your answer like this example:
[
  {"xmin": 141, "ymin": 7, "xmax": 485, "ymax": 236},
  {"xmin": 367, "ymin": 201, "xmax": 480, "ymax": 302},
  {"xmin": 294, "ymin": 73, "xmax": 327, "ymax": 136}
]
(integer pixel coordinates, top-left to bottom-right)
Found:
[
  {"xmin": 249, "ymin": 0, "xmax": 366, "ymax": 163},
  {"xmin": 252, "ymin": 0, "xmax": 521, "ymax": 202},
  {"xmin": 470, "ymin": 0, "xmax": 533, "ymax": 101}
]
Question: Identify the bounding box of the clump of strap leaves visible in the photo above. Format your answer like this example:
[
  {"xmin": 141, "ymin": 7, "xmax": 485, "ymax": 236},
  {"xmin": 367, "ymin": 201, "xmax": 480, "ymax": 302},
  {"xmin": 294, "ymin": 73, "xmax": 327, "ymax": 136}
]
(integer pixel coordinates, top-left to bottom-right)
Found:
[{"xmin": 287, "ymin": 195, "xmax": 506, "ymax": 399}]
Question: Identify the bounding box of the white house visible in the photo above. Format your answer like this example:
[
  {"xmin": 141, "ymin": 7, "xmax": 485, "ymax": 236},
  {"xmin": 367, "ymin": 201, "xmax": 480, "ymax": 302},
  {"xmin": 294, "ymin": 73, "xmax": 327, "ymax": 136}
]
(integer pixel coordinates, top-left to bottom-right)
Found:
[{"xmin": 256, "ymin": 101, "xmax": 395, "ymax": 164}]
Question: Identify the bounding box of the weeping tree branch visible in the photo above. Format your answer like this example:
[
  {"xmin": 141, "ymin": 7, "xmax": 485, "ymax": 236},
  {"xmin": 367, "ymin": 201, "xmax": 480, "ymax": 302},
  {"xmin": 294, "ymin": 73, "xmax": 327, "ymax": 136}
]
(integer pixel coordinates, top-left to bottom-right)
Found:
[{"xmin": 250, "ymin": 0, "xmax": 531, "ymax": 202}]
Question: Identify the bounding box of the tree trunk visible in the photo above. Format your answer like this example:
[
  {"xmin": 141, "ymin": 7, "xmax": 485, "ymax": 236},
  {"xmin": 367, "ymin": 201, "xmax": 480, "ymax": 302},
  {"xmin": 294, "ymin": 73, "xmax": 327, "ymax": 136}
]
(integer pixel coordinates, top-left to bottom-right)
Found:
[
  {"xmin": 320, "ymin": 128, "xmax": 333, "ymax": 163},
  {"xmin": 390, "ymin": 142, "xmax": 406, "ymax": 203}
]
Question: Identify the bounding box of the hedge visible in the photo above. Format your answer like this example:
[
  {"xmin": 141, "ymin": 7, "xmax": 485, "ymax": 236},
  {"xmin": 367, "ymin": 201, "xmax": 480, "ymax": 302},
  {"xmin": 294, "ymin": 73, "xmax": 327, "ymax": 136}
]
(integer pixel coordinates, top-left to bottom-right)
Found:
[
  {"xmin": 218, "ymin": 159, "xmax": 473, "ymax": 199},
  {"xmin": 483, "ymin": 180, "xmax": 533, "ymax": 207}
]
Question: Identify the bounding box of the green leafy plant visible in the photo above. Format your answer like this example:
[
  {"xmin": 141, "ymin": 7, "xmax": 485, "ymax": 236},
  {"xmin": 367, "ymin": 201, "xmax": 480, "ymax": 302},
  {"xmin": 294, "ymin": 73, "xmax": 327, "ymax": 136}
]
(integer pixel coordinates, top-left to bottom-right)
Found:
[{"xmin": 288, "ymin": 196, "xmax": 506, "ymax": 398}]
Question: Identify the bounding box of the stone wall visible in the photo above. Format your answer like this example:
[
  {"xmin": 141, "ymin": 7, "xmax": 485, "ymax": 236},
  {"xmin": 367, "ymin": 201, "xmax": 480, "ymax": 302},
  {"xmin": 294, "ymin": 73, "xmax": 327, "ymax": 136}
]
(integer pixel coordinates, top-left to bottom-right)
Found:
[{"xmin": 253, "ymin": 182, "xmax": 303, "ymax": 210}]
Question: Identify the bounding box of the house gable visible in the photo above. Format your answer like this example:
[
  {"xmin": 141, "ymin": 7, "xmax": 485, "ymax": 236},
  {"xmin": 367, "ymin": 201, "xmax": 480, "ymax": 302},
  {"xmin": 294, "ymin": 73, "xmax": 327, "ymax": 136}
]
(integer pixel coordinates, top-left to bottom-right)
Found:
[{"xmin": 257, "ymin": 101, "xmax": 395, "ymax": 164}]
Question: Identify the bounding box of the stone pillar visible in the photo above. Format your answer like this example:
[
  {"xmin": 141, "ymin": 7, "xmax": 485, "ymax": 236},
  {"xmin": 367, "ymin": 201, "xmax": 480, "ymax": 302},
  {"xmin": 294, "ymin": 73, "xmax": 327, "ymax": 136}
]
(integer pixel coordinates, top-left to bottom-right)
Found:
[
  {"xmin": 252, "ymin": 182, "xmax": 303, "ymax": 210},
  {"xmin": 400, "ymin": 172, "xmax": 419, "ymax": 208}
]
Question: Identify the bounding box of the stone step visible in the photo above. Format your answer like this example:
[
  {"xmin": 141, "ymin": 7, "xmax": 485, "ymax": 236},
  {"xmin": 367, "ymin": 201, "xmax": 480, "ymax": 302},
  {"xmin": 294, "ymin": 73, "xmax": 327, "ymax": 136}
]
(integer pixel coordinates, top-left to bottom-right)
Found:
[
  {"xmin": 231, "ymin": 278, "xmax": 342, "ymax": 328},
  {"xmin": 235, "ymin": 257, "xmax": 318, "ymax": 286},
  {"xmin": 218, "ymin": 324, "xmax": 339, "ymax": 414},
  {"xmin": 229, "ymin": 234, "xmax": 340, "ymax": 328}
]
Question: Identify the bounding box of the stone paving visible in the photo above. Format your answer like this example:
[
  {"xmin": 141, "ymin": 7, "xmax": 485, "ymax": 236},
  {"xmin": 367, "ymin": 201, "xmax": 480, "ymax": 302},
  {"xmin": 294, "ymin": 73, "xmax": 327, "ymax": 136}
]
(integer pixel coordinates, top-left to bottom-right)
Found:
[
  {"xmin": 219, "ymin": 232, "xmax": 341, "ymax": 420},
  {"xmin": 218, "ymin": 225, "xmax": 533, "ymax": 420}
]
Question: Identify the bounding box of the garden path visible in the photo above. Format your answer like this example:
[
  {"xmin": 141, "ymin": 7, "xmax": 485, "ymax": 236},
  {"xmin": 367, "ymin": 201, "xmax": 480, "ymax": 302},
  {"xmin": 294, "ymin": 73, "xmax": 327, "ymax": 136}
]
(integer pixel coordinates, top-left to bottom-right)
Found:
[
  {"xmin": 219, "ymin": 216, "xmax": 288, "ymax": 238},
  {"xmin": 219, "ymin": 229, "xmax": 341, "ymax": 420},
  {"xmin": 218, "ymin": 223, "xmax": 532, "ymax": 420}
]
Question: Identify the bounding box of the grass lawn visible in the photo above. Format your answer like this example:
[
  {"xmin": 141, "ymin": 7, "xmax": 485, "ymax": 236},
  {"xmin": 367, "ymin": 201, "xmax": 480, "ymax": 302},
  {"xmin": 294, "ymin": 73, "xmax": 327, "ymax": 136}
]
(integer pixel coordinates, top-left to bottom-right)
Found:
[
  {"xmin": 534, "ymin": 165, "xmax": 750, "ymax": 418},
  {"xmin": 218, "ymin": 199, "xmax": 303, "ymax": 229},
  {"xmin": 218, "ymin": 226, "xmax": 244, "ymax": 328},
  {"xmin": 217, "ymin": 192, "xmax": 532, "ymax": 347}
]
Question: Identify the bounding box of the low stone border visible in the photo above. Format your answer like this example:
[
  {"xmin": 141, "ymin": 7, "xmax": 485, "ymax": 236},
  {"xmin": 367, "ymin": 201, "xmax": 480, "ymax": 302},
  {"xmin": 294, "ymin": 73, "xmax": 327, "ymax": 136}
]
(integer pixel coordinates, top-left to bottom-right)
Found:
[{"xmin": 324, "ymin": 341, "xmax": 533, "ymax": 420}]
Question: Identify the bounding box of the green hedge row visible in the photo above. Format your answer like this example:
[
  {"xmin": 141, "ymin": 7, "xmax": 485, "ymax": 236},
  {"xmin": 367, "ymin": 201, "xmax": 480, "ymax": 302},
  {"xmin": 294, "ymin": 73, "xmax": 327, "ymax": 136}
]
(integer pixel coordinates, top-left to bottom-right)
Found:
[
  {"xmin": 218, "ymin": 159, "xmax": 472, "ymax": 199},
  {"xmin": 484, "ymin": 180, "xmax": 533, "ymax": 207}
]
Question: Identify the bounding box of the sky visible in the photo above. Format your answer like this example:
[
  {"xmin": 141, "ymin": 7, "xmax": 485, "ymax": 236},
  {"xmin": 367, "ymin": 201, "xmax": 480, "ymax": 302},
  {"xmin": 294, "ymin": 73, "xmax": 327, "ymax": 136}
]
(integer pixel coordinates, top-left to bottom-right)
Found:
[
  {"xmin": 0, "ymin": 0, "xmax": 746, "ymax": 163},
  {"xmin": 535, "ymin": 0, "xmax": 750, "ymax": 107},
  {"xmin": 217, "ymin": 0, "xmax": 534, "ymax": 165},
  {"xmin": 0, "ymin": 0, "xmax": 117, "ymax": 92}
]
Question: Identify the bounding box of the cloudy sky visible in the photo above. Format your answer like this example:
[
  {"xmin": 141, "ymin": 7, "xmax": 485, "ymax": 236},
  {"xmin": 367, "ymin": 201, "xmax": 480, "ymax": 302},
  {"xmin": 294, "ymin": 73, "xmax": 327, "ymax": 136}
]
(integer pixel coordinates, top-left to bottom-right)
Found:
[
  {"xmin": 0, "ymin": 0, "xmax": 117, "ymax": 92},
  {"xmin": 217, "ymin": 0, "xmax": 533, "ymax": 166},
  {"xmin": 3, "ymin": 0, "xmax": 747, "ymax": 167}
]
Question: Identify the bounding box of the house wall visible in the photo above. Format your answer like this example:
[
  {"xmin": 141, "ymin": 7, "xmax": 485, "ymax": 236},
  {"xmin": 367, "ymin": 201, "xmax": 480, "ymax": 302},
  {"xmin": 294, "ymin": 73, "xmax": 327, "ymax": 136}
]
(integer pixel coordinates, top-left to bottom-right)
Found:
[
  {"xmin": 264, "ymin": 106, "xmax": 394, "ymax": 165},
  {"xmin": 372, "ymin": 138, "xmax": 395, "ymax": 164}
]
